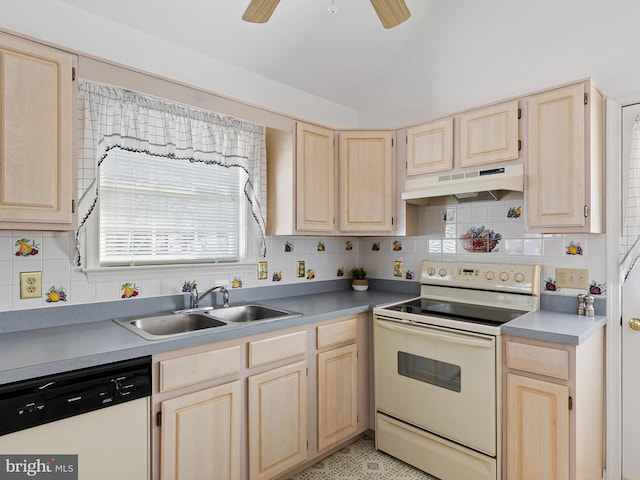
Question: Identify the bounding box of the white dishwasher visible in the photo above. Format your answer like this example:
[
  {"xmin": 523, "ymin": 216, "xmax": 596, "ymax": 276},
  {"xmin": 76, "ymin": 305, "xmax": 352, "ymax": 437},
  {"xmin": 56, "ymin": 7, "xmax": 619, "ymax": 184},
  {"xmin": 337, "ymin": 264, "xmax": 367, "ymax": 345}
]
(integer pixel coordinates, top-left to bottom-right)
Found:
[{"xmin": 0, "ymin": 357, "xmax": 151, "ymax": 480}]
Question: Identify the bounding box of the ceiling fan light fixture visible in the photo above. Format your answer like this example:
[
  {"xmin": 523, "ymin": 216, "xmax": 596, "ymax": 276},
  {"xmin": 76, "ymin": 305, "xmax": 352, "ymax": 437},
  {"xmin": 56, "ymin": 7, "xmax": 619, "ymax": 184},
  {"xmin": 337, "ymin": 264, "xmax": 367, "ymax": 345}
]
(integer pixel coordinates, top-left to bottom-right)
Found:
[
  {"xmin": 370, "ymin": 0, "xmax": 411, "ymax": 29},
  {"xmin": 242, "ymin": 0, "xmax": 281, "ymax": 23},
  {"xmin": 328, "ymin": 0, "xmax": 338, "ymax": 15}
]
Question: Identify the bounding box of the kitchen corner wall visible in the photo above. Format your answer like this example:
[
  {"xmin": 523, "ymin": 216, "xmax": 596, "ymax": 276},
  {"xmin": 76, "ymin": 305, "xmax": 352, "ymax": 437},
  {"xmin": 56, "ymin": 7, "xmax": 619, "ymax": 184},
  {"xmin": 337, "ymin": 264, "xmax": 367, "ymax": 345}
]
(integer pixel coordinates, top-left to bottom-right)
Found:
[{"xmin": 0, "ymin": 198, "xmax": 607, "ymax": 313}]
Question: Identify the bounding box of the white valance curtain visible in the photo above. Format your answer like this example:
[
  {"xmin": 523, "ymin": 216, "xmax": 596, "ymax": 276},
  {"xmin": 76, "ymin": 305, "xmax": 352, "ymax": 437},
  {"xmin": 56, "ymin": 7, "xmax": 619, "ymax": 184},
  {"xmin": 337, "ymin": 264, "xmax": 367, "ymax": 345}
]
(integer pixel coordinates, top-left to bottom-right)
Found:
[
  {"xmin": 620, "ymin": 113, "xmax": 640, "ymax": 280},
  {"xmin": 75, "ymin": 79, "xmax": 267, "ymax": 266}
]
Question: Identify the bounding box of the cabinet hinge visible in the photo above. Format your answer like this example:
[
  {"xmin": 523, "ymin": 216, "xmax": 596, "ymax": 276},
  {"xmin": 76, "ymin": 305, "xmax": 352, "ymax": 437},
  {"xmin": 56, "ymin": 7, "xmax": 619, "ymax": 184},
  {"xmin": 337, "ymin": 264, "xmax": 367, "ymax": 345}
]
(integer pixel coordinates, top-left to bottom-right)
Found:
[
  {"xmin": 391, "ymin": 217, "xmax": 394, "ymax": 226},
  {"xmin": 584, "ymin": 205, "xmax": 589, "ymax": 218},
  {"xmin": 518, "ymin": 108, "xmax": 522, "ymax": 119},
  {"xmin": 518, "ymin": 139, "xmax": 522, "ymax": 151},
  {"xmin": 72, "ymin": 67, "xmax": 76, "ymax": 81},
  {"xmin": 406, "ymin": 135, "xmax": 408, "ymax": 144},
  {"xmin": 71, "ymin": 199, "xmax": 76, "ymax": 214},
  {"xmin": 391, "ymin": 138, "xmax": 394, "ymax": 147},
  {"xmin": 569, "ymin": 396, "xmax": 573, "ymax": 410},
  {"xmin": 156, "ymin": 411, "xmax": 162, "ymax": 427},
  {"xmin": 357, "ymin": 414, "xmax": 359, "ymax": 424},
  {"xmin": 306, "ymin": 440, "xmax": 309, "ymax": 451},
  {"xmin": 306, "ymin": 367, "xmax": 309, "ymax": 377},
  {"xmin": 584, "ymin": 92, "xmax": 588, "ymax": 105}
]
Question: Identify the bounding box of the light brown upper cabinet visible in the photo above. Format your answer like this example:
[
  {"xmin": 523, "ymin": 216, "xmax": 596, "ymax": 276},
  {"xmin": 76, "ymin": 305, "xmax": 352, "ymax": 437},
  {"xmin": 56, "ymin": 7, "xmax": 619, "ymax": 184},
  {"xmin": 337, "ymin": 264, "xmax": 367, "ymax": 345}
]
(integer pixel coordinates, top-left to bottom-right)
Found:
[
  {"xmin": 459, "ymin": 100, "xmax": 519, "ymax": 167},
  {"xmin": 526, "ymin": 81, "xmax": 603, "ymax": 233},
  {"xmin": 295, "ymin": 122, "xmax": 336, "ymax": 233},
  {"xmin": 0, "ymin": 32, "xmax": 75, "ymax": 230},
  {"xmin": 406, "ymin": 118, "xmax": 453, "ymax": 176},
  {"xmin": 338, "ymin": 131, "xmax": 395, "ymax": 233},
  {"xmin": 266, "ymin": 122, "xmax": 335, "ymax": 235}
]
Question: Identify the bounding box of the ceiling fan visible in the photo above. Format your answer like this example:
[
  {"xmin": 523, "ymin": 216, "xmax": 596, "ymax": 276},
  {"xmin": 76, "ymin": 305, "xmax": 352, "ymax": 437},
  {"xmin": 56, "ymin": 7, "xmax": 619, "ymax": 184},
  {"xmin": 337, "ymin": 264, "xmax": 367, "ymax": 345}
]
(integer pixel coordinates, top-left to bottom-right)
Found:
[{"xmin": 242, "ymin": 0, "xmax": 411, "ymax": 29}]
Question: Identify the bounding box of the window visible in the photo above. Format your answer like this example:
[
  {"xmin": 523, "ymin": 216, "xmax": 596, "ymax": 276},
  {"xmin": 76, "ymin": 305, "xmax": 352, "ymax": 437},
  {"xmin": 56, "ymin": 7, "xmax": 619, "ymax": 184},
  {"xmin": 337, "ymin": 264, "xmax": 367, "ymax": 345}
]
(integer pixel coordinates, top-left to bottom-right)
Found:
[
  {"xmin": 75, "ymin": 79, "xmax": 267, "ymax": 271},
  {"xmin": 98, "ymin": 148, "xmax": 246, "ymax": 266}
]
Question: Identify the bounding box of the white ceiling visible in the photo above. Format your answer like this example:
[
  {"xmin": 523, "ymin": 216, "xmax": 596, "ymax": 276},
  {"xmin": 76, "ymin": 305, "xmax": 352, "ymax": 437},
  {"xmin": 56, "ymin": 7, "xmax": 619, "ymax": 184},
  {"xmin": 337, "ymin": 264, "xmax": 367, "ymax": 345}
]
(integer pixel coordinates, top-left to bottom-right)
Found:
[
  {"xmin": 4, "ymin": 0, "xmax": 640, "ymax": 128},
  {"xmin": 54, "ymin": 0, "xmax": 436, "ymax": 111}
]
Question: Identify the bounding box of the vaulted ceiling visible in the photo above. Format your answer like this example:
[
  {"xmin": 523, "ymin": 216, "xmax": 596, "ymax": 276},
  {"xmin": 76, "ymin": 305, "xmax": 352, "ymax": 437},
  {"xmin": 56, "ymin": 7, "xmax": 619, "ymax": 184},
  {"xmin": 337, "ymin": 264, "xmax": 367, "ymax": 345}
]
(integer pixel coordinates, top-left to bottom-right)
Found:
[
  {"xmin": 54, "ymin": 0, "xmax": 436, "ymax": 111},
  {"xmin": 4, "ymin": 1, "xmax": 640, "ymax": 128}
]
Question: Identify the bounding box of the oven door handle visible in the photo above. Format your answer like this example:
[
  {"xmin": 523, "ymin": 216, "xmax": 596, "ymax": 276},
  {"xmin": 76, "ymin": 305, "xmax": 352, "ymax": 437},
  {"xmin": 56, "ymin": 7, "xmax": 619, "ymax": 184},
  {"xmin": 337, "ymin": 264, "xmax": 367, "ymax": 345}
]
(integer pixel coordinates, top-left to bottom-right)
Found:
[{"xmin": 375, "ymin": 318, "xmax": 495, "ymax": 348}]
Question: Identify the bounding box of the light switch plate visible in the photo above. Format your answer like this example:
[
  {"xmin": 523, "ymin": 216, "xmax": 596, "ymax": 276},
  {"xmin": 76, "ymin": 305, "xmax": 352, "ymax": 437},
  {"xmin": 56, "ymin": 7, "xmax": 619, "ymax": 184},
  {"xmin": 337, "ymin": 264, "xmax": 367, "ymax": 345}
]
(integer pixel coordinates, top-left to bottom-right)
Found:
[
  {"xmin": 555, "ymin": 268, "xmax": 589, "ymax": 289},
  {"xmin": 20, "ymin": 271, "xmax": 42, "ymax": 299}
]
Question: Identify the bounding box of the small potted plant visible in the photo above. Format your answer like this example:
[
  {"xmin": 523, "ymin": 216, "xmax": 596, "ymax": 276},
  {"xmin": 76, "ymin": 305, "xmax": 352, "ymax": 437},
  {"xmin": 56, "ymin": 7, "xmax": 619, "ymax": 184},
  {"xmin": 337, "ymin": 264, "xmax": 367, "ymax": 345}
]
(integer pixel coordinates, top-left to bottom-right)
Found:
[{"xmin": 350, "ymin": 266, "xmax": 369, "ymax": 291}]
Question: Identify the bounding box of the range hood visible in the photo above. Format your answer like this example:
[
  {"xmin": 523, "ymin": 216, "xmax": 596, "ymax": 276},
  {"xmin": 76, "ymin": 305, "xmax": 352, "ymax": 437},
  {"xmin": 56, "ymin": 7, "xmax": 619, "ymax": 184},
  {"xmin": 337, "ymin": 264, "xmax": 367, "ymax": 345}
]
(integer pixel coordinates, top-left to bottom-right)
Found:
[{"xmin": 402, "ymin": 164, "xmax": 524, "ymax": 204}]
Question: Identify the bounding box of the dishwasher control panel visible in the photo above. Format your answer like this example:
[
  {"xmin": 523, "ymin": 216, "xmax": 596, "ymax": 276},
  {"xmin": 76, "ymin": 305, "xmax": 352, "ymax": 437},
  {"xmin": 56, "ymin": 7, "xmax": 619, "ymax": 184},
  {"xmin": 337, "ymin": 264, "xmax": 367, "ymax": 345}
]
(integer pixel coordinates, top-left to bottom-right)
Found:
[{"xmin": 0, "ymin": 356, "xmax": 151, "ymax": 436}]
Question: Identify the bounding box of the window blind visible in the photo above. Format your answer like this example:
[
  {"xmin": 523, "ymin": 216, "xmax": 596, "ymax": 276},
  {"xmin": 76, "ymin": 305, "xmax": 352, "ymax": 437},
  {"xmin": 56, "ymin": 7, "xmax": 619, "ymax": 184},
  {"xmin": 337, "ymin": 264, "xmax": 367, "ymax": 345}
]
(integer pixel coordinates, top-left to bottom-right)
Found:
[{"xmin": 99, "ymin": 149, "xmax": 242, "ymax": 266}]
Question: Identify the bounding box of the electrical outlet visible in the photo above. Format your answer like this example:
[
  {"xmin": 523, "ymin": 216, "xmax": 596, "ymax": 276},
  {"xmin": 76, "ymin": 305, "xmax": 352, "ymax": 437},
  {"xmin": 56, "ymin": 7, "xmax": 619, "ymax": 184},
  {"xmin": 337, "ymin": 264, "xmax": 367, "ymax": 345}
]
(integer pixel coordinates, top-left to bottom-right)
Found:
[
  {"xmin": 555, "ymin": 268, "xmax": 589, "ymax": 289},
  {"xmin": 20, "ymin": 271, "xmax": 42, "ymax": 299}
]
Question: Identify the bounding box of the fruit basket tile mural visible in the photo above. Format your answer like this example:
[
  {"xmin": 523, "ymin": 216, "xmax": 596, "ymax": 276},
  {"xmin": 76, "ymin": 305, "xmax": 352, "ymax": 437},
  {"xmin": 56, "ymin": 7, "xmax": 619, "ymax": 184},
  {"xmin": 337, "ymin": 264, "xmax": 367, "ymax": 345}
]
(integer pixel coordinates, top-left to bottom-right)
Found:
[
  {"xmin": 345, "ymin": 241, "xmax": 353, "ymax": 251},
  {"xmin": 392, "ymin": 241, "xmax": 402, "ymax": 251},
  {"xmin": 317, "ymin": 241, "xmax": 325, "ymax": 252},
  {"xmin": 272, "ymin": 271, "xmax": 282, "ymax": 282},
  {"xmin": 337, "ymin": 267, "xmax": 345, "ymax": 277},
  {"xmin": 460, "ymin": 226, "xmax": 501, "ymax": 253},
  {"xmin": 231, "ymin": 277, "xmax": 243, "ymax": 288},
  {"xmin": 182, "ymin": 280, "xmax": 196, "ymax": 293},
  {"xmin": 372, "ymin": 242, "xmax": 381, "ymax": 251},
  {"xmin": 284, "ymin": 241, "xmax": 293, "ymax": 252}
]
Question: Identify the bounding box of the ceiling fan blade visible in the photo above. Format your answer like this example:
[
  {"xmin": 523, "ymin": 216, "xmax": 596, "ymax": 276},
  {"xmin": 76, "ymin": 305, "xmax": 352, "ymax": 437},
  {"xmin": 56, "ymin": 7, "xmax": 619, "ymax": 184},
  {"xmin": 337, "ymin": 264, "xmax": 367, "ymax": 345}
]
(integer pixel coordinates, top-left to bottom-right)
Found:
[
  {"xmin": 370, "ymin": 0, "xmax": 411, "ymax": 29},
  {"xmin": 242, "ymin": 0, "xmax": 281, "ymax": 23}
]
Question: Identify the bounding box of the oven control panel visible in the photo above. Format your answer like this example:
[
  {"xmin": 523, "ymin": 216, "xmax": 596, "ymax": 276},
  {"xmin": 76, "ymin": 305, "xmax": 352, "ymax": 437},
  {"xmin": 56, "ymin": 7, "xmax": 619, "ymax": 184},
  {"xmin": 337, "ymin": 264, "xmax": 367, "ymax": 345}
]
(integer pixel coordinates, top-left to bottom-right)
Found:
[{"xmin": 420, "ymin": 260, "xmax": 541, "ymax": 295}]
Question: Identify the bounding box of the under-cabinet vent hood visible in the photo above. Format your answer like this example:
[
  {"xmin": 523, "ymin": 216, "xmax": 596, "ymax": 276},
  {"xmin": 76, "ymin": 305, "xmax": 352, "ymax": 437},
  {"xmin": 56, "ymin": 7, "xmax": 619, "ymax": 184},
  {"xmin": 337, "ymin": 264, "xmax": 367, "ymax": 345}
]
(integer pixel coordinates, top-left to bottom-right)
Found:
[{"xmin": 402, "ymin": 164, "xmax": 524, "ymax": 205}]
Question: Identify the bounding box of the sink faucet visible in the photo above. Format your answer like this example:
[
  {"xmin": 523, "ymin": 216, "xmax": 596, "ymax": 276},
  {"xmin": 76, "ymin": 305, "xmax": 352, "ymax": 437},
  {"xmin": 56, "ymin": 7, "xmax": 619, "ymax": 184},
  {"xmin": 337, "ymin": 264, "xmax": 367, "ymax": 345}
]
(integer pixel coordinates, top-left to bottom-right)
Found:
[{"xmin": 190, "ymin": 285, "xmax": 229, "ymax": 309}]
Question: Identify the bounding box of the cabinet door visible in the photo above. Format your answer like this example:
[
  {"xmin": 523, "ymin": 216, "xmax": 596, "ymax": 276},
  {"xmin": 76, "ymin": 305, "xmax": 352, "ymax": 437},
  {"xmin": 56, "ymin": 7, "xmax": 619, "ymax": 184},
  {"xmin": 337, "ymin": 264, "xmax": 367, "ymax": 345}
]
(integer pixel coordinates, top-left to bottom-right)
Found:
[
  {"xmin": 248, "ymin": 361, "xmax": 307, "ymax": 480},
  {"xmin": 338, "ymin": 131, "xmax": 394, "ymax": 233},
  {"xmin": 527, "ymin": 83, "xmax": 587, "ymax": 230},
  {"xmin": 459, "ymin": 100, "xmax": 519, "ymax": 167},
  {"xmin": 317, "ymin": 343, "xmax": 358, "ymax": 451},
  {"xmin": 0, "ymin": 32, "xmax": 74, "ymax": 228},
  {"xmin": 160, "ymin": 381, "xmax": 241, "ymax": 480},
  {"xmin": 296, "ymin": 122, "xmax": 335, "ymax": 233},
  {"xmin": 506, "ymin": 373, "xmax": 570, "ymax": 480},
  {"xmin": 406, "ymin": 118, "xmax": 453, "ymax": 175}
]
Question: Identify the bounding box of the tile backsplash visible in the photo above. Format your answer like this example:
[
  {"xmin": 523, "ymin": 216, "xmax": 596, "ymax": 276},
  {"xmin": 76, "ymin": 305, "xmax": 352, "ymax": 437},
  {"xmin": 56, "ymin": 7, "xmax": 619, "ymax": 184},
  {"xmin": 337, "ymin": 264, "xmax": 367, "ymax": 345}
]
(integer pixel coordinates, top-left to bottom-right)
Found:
[{"xmin": 0, "ymin": 200, "xmax": 607, "ymax": 312}]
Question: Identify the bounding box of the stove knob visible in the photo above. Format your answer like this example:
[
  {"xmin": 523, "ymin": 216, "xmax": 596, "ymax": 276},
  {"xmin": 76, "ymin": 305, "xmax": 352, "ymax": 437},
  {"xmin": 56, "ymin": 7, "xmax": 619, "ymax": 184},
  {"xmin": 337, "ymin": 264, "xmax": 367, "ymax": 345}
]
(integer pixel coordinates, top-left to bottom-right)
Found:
[
  {"xmin": 499, "ymin": 272, "xmax": 509, "ymax": 282},
  {"xmin": 427, "ymin": 267, "xmax": 436, "ymax": 276},
  {"xmin": 439, "ymin": 268, "xmax": 447, "ymax": 277},
  {"xmin": 514, "ymin": 272, "xmax": 525, "ymax": 283},
  {"xmin": 485, "ymin": 271, "xmax": 495, "ymax": 280}
]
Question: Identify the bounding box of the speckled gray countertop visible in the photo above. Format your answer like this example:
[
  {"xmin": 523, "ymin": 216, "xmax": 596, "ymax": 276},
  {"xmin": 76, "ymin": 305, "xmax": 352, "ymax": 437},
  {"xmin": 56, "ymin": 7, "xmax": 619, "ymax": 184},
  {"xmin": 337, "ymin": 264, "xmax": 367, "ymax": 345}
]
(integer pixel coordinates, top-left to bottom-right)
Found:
[
  {"xmin": 0, "ymin": 290, "xmax": 413, "ymax": 385},
  {"xmin": 0, "ymin": 286, "xmax": 607, "ymax": 386},
  {"xmin": 501, "ymin": 310, "xmax": 607, "ymax": 345}
]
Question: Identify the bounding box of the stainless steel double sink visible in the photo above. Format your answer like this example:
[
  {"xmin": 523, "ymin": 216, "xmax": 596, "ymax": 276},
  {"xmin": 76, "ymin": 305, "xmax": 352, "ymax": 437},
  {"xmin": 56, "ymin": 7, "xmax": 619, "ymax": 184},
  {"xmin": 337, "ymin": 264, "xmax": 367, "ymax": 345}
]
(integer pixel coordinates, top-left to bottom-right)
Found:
[{"xmin": 114, "ymin": 304, "xmax": 301, "ymax": 340}]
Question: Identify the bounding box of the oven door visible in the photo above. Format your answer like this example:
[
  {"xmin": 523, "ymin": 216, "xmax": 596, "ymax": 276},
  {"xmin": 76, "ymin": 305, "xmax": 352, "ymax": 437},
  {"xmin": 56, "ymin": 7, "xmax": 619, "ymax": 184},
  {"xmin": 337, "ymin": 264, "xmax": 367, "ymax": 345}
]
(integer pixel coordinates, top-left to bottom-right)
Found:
[{"xmin": 374, "ymin": 316, "xmax": 496, "ymax": 456}]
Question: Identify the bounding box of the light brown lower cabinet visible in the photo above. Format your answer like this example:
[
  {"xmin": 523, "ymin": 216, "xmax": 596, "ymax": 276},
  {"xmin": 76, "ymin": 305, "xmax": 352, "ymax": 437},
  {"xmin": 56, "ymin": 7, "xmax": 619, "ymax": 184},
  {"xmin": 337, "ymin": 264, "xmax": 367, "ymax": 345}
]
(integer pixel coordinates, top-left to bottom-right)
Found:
[
  {"xmin": 160, "ymin": 381, "xmax": 242, "ymax": 480},
  {"xmin": 317, "ymin": 329, "xmax": 358, "ymax": 452},
  {"xmin": 503, "ymin": 329, "xmax": 604, "ymax": 480},
  {"xmin": 152, "ymin": 314, "xmax": 370, "ymax": 480},
  {"xmin": 248, "ymin": 361, "xmax": 308, "ymax": 480},
  {"xmin": 506, "ymin": 374, "xmax": 570, "ymax": 479}
]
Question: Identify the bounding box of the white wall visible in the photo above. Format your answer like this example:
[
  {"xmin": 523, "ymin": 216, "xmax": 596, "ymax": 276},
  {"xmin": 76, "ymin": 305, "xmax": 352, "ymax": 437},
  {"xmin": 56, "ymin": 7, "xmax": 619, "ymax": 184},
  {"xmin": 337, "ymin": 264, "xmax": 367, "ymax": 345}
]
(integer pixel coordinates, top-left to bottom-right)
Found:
[
  {"xmin": 0, "ymin": 0, "xmax": 359, "ymax": 128},
  {"xmin": 361, "ymin": 0, "xmax": 640, "ymax": 126}
]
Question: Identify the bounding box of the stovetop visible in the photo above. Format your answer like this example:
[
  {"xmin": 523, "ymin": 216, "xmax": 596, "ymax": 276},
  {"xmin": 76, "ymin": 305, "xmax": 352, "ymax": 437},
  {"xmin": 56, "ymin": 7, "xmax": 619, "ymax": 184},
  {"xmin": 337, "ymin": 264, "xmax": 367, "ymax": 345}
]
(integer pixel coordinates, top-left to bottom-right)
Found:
[{"xmin": 381, "ymin": 298, "xmax": 525, "ymax": 327}]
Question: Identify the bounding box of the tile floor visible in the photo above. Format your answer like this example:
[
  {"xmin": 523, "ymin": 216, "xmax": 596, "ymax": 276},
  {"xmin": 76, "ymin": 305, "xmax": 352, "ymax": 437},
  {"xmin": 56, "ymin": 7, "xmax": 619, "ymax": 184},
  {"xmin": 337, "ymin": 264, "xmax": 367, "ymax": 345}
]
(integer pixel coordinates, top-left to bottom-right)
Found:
[{"xmin": 287, "ymin": 436, "xmax": 438, "ymax": 479}]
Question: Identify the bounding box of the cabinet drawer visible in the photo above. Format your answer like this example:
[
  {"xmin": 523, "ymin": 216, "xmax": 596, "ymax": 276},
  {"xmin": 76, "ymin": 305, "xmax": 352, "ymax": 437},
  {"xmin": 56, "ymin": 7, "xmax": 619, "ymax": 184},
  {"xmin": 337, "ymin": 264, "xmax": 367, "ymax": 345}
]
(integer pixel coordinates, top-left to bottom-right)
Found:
[
  {"xmin": 159, "ymin": 345, "xmax": 242, "ymax": 392},
  {"xmin": 317, "ymin": 318, "xmax": 357, "ymax": 349},
  {"xmin": 506, "ymin": 341, "xmax": 569, "ymax": 380},
  {"xmin": 249, "ymin": 330, "xmax": 307, "ymax": 368}
]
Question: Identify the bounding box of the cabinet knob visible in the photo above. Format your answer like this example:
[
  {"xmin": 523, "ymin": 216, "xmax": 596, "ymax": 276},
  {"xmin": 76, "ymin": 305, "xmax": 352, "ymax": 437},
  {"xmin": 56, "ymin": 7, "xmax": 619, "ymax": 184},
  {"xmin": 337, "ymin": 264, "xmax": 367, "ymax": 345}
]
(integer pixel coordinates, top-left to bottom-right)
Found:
[{"xmin": 630, "ymin": 318, "xmax": 640, "ymax": 331}]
